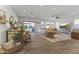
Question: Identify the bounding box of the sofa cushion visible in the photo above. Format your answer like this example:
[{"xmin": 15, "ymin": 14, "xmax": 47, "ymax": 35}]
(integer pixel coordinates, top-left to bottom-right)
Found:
[
  {"xmin": 3, "ymin": 40, "xmax": 14, "ymax": 50},
  {"xmin": 15, "ymin": 42, "xmax": 21, "ymax": 46}
]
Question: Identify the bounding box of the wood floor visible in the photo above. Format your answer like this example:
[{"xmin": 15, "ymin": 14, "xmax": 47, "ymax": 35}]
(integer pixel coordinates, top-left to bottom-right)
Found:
[{"xmin": 16, "ymin": 33, "xmax": 79, "ymax": 54}]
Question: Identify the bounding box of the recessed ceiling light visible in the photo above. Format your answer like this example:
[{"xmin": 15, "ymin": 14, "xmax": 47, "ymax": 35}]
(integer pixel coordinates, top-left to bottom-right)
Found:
[
  {"xmin": 23, "ymin": 10, "xmax": 26, "ymax": 12},
  {"xmin": 72, "ymin": 12, "xmax": 74, "ymax": 14},
  {"xmin": 72, "ymin": 12, "xmax": 76, "ymax": 14},
  {"xmin": 40, "ymin": 5, "xmax": 43, "ymax": 7},
  {"xmin": 33, "ymin": 16, "xmax": 35, "ymax": 17},
  {"xmin": 53, "ymin": 8, "xmax": 56, "ymax": 10}
]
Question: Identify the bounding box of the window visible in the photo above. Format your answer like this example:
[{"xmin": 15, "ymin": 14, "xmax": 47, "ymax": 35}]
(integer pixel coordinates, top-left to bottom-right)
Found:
[
  {"xmin": 74, "ymin": 19, "xmax": 79, "ymax": 29},
  {"xmin": 40, "ymin": 22, "xmax": 54, "ymax": 29},
  {"xmin": 23, "ymin": 22, "xmax": 35, "ymax": 32}
]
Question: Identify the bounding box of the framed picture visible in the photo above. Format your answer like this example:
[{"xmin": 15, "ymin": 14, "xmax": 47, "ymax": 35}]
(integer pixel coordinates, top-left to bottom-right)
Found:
[{"xmin": 6, "ymin": 31, "xmax": 15, "ymax": 42}]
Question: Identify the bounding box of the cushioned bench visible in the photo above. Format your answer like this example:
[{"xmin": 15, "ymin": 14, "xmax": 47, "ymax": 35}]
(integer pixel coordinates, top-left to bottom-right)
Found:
[{"xmin": 71, "ymin": 32, "xmax": 79, "ymax": 40}]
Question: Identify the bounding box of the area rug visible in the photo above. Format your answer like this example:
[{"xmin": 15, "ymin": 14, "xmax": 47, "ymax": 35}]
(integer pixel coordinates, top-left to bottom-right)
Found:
[{"xmin": 39, "ymin": 33, "xmax": 71, "ymax": 43}]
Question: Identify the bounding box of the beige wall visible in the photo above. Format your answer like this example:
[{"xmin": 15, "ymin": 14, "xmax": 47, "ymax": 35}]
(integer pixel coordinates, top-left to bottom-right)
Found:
[
  {"xmin": 0, "ymin": 5, "xmax": 18, "ymax": 21},
  {"xmin": 0, "ymin": 5, "xmax": 18, "ymax": 44}
]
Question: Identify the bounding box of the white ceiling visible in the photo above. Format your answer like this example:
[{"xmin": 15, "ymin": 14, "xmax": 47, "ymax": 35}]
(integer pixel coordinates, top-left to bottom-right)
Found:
[{"xmin": 10, "ymin": 5, "xmax": 79, "ymax": 22}]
